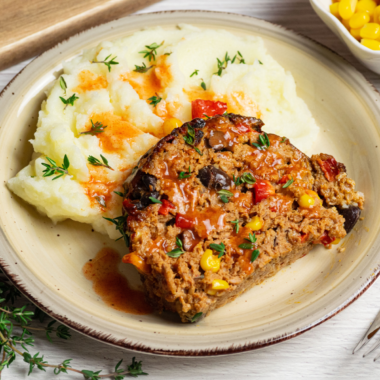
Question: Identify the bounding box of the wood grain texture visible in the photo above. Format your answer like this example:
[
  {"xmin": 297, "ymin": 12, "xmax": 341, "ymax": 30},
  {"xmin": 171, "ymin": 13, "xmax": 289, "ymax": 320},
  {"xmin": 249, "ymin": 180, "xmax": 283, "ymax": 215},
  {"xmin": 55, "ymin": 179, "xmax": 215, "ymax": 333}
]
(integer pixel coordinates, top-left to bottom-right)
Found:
[
  {"xmin": 0, "ymin": 0, "xmax": 160, "ymax": 71},
  {"xmin": 1, "ymin": 0, "xmax": 380, "ymax": 379}
]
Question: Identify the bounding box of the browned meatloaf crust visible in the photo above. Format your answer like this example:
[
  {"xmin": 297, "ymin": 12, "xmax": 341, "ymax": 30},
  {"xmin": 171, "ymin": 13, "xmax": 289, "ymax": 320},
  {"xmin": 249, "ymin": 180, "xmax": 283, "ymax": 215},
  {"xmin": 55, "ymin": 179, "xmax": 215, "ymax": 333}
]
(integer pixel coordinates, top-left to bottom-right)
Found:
[{"xmin": 121, "ymin": 114, "xmax": 364, "ymax": 323}]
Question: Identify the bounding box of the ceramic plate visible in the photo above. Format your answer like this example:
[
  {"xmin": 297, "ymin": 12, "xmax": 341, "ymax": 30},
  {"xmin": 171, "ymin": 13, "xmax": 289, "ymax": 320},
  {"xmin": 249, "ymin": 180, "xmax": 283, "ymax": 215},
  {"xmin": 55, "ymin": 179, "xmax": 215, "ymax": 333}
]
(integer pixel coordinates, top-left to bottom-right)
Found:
[{"xmin": 0, "ymin": 11, "xmax": 380, "ymax": 357}]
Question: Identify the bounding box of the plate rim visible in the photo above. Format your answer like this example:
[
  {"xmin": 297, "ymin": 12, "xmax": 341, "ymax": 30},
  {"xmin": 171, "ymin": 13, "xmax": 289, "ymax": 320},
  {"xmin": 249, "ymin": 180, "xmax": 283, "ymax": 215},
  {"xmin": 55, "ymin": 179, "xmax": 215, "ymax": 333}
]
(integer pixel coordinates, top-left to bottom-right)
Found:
[{"xmin": 1, "ymin": 9, "xmax": 380, "ymax": 357}]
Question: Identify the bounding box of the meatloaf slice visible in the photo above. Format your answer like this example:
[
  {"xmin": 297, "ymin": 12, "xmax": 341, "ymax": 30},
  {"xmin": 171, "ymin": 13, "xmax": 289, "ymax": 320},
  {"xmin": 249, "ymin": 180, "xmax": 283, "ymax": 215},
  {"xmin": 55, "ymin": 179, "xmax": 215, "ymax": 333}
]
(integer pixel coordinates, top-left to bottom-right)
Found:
[{"xmin": 121, "ymin": 114, "xmax": 364, "ymax": 323}]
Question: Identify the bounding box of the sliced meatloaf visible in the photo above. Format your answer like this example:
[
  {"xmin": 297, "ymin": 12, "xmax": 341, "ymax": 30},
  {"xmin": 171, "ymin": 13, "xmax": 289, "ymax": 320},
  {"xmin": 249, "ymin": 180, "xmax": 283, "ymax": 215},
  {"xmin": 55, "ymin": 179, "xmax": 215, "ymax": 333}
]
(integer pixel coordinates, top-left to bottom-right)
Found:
[{"xmin": 121, "ymin": 114, "xmax": 364, "ymax": 323}]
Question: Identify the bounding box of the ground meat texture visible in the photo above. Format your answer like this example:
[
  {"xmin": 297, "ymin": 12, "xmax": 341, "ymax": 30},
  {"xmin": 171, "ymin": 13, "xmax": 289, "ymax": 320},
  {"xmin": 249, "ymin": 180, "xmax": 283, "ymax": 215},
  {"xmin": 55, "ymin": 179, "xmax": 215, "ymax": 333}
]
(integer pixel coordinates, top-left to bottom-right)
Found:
[{"xmin": 122, "ymin": 114, "xmax": 365, "ymax": 323}]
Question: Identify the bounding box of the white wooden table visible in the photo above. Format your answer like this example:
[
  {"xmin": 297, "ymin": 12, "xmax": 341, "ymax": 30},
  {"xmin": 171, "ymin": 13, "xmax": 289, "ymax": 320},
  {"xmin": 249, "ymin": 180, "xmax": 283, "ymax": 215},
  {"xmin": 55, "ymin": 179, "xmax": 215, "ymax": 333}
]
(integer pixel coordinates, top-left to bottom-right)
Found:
[{"xmin": 1, "ymin": 0, "xmax": 380, "ymax": 378}]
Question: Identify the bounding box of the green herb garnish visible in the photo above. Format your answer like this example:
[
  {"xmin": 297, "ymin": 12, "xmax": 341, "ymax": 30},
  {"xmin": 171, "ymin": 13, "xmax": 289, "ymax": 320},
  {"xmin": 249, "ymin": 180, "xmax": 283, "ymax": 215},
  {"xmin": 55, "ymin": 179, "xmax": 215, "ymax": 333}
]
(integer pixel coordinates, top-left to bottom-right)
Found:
[
  {"xmin": 214, "ymin": 52, "xmax": 231, "ymax": 76},
  {"xmin": 148, "ymin": 94, "xmax": 162, "ymax": 107},
  {"xmin": 41, "ymin": 155, "xmax": 70, "ymax": 180},
  {"xmin": 282, "ymin": 177, "xmax": 294, "ymax": 189},
  {"xmin": 203, "ymin": 114, "xmax": 211, "ymax": 119},
  {"xmin": 149, "ymin": 196, "xmax": 162, "ymax": 204},
  {"xmin": 190, "ymin": 69, "xmax": 199, "ymax": 77},
  {"xmin": 114, "ymin": 191, "xmax": 125, "ymax": 197},
  {"xmin": 231, "ymin": 51, "xmax": 246, "ymax": 64},
  {"xmin": 200, "ymin": 79, "xmax": 206, "ymax": 91},
  {"xmin": 252, "ymin": 132, "xmax": 270, "ymax": 150},
  {"xmin": 80, "ymin": 119, "xmax": 107, "ymax": 135},
  {"xmin": 239, "ymin": 232, "xmax": 257, "ymax": 250},
  {"xmin": 281, "ymin": 137, "xmax": 287, "ymax": 143},
  {"xmin": 230, "ymin": 220, "xmax": 240, "ymax": 233},
  {"xmin": 91, "ymin": 54, "xmax": 119, "ymax": 72},
  {"xmin": 139, "ymin": 41, "xmax": 164, "ymax": 61},
  {"xmin": 87, "ymin": 154, "xmax": 113, "ymax": 170},
  {"xmin": 59, "ymin": 93, "xmax": 79, "ymax": 110},
  {"xmin": 179, "ymin": 166, "xmax": 191, "ymax": 179},
  {"xmin": 134, "ymin": 62, "xmax": 154, "ymax": 73},
  {"xmin": 209, "ymin": 242, "xmax": 226, "ymax": 258},
  {"xmin": 190, "ymin": 312, "xmax": 203, "ymax": 323},
  {"xmin": 251, "ymin": 249, "xmax": 260, "ymax": 262},
  {"xmin": 164, "ymin": 52, "xmax": 172, "ymax": 56},
  {"xmin": 183, "ymin": 124, "xmax": 203, "ymax": 155},
  {"xmin": 166, "ymin": 237, "xmax": 185, "ymax": 258},
  {"xmin": 59, "ymin": 76, "xmax": 67, "ymax": 94},
  {"xmin": 95, "ymin": 196, "xmax": 106, "ymax": 207},
  {"xmin": 217, "ymin": 189, "xmax": 233, "ymax": 204},
  {"xmin": 103, "ymin": 215, "xmax": 129, "ymax": 246},
  {"xmin": 234, "ymin": 172, "xmax": 256, "ymax": 186}
]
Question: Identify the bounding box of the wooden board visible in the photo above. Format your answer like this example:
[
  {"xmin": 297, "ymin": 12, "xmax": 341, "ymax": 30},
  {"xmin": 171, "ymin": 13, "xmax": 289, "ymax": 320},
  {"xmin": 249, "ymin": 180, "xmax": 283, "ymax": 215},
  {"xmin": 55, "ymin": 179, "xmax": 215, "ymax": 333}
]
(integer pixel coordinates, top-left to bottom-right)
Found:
[{"xmin": 0, "ymin": 0, "xmax": 160, "ymax": 71}]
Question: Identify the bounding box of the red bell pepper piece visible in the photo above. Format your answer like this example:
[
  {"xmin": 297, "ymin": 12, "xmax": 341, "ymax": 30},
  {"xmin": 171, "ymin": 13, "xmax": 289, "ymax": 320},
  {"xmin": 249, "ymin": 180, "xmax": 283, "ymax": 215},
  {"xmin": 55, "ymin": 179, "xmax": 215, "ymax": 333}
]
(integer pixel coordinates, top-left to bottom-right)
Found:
[
  {"xmin": 158, "ymin": 199, "xmax": 175, "ymax": 215},
  {"xmin": 191, "ymin": 99, "xmax": 227, "ymax": 119},
  {"xmin": 300, "ymin": 232, "xmax": 309, "ymax": 243},
  {"xmin": 320, "ymin": 231, "xmax": 335, "ymax": 246},
  {"xmin": 253, "ymin": 180, "xmax": 275, "ymax": 204},
  {"xmin": 175, "ymin": 213, "xmax": 195, "ymax": 229},
  {"xmin": 317, "ymin": 157, "xmax": 341, "ymax": 182},
  {"xmin": 234, "ymin": 123, "xmax": 251, "ymax": 134},
  {"xmin": 278, "ymin": 175, "xmax": 290, "ymax": 184}
]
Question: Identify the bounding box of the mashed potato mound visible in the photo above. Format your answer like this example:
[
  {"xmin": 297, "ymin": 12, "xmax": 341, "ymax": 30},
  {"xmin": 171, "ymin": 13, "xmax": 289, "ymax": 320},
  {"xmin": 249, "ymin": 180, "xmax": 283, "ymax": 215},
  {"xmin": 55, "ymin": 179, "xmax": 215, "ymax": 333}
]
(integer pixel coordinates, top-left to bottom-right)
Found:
[{"xmin": 8, "ymin": 24, "xmax": 319, "ymax": 239}]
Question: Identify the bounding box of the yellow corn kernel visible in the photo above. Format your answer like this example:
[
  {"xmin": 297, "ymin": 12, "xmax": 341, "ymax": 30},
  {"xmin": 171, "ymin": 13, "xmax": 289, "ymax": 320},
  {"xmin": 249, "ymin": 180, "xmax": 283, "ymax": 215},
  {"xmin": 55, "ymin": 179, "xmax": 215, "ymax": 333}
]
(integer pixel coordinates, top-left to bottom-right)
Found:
[
  {"xmin": 162, "ymin": 117, "xmax": 182, "ymax": 135},
  {"xmin": 246, "ymin": 216, "xmax": 263, "ymax": 231},
  {"xmin": 374, "ymin": 6, "xmax": 380, "ymax": 23},
  {"xmin": 339, "ymin": 0, "xmax": 358, "ymax": 19},
  {"xmin": 342, "ymin": 17, "xmax": 352, "ymax": 29},
  {"xmin": 200, "ymin": 249, "xmax": 221, "ymax": 273},
  {"xmin": 207, "ymin": 289, "xmax": 218, "ymax": 296},
  {"xmin": 350, "ymin": 27, "xmax": 363, "ymax": 39},
  {"xmin": 298, "ymin": 194, "xmax": 315, "ymax": 208},
  {"xmin": 349, "ymin": 11, "xmax": 371, "ymax": 28},
  {"xmin": 357, "ymin": 0, "xmax": 377, "ymax": 15},
  {"xmin": 332, "ymin": 238, "xmax": 341, "ymax": 245},
  {"xmin": 211, "ymin": 279, "xmax": 229, "ymax": 290},
  {"xmin": 330, "ymin": 2, "xmax": 341, "ymax": 17},
  {"xmin": 360, "ymin": 22, "xmax": 380, "ymax": 38},
  {"xmin": 361, "ymin": 38, "xmax": 380, "ymax": 48}
]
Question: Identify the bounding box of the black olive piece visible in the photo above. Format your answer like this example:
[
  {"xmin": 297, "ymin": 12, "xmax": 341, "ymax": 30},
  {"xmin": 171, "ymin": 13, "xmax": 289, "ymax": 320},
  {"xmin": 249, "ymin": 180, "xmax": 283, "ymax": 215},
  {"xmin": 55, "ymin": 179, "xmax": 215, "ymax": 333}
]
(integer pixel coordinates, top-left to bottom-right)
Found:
[
  {"xmin": 198, "ymin": 165, "xmax": 233, "ymax": 190},
  {"xmin": 141, "ymin": 173, "xmax": 157, "ymax": 192},
  {"xmin": 140, "ymin": 190, "xmax": 160, "ymax": 208},
  {"xmin": 188, "ymin": 118, "xmax": 206, "ymax": 129},
  {"xmin": 178, "ymin": 230, "xmax": 197, "ymax": 251},
  {"xmin": 207, "ymin": 130, "xmax": 234, "ymax": 152},
  {"xmin": 166, "ymin": 218, "xmax": 176, "ymax": 227},
  {"xmin": 337, "ymin": 205, "xmax": 361, "ymax": 234}
]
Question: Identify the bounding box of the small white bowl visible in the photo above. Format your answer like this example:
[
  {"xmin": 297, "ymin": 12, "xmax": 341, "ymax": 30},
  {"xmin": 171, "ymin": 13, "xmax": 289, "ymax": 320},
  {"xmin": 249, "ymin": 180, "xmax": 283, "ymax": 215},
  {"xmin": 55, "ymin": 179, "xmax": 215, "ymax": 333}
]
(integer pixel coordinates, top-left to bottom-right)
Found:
[{"xmin": 310, "ymin": 0, "xmax": 380, "ymax": 74}]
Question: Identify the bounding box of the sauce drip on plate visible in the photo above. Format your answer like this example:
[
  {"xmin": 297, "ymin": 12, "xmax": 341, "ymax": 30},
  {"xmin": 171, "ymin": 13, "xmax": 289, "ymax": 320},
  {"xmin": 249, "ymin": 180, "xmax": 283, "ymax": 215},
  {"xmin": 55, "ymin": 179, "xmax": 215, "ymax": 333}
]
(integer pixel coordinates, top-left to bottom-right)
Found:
[{"xmin": 83, "ymin": 248, "xmax": 152, "ymax": 315}]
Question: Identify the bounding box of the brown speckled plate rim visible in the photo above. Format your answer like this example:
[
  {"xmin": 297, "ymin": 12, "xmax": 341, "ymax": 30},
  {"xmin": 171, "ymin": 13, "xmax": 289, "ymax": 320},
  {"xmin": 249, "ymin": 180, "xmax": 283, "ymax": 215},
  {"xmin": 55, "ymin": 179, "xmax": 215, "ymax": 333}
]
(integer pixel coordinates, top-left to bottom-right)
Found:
[{"xmin": 0, "ymin": 10, "xmax": 379, "ymax": 357}]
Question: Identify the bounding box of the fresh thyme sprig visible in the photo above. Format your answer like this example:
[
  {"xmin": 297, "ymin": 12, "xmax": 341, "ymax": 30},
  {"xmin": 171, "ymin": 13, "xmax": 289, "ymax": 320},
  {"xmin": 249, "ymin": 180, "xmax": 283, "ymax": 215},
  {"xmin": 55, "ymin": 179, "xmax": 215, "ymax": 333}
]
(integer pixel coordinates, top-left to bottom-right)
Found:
[
  {"xmin": 59, "ymin": 76, "xmax": 67, "ymax": 94},
  {"xmin": 134, "ymin": 63, "xmax": 154, "ymax": 73},
  {"xmin": 103, "ymin": 215, "xmax": 129, "ymax": 247},
  {"xmin": 60, "ymin": 93, "xmax": 79, "ymax": 110},
  {"xmin": 252, "ymin": 132, "xmax": 270, "ymax": 150},
  {"xmin": 217, "ymin": 190, "xmax": 233, "ymax": 204},
  {"xmin": 42, "ymin": 155, "xmax": 70, "ymax": 180},
  {"xmin": 0, "ymin": 277, "xmax": 148, "ymax": 378},
  {"xmin": 230, "ymin": 220, "xmax": 240, "ymax": 233},
  {"xmin": 80, "ymin": 120, "xmax": 107, "ymax": 135},
  {"xmin": 209, "ymin": 242, "xmax": 226, "ymax": 258},
  {"xmin": 166, "ymin": 237, "xmax": 185, "ymax": 258},
  {"xmin": 183, "ymin": 124, "xmax": 203, "ymax": 156},
  {"xmin": 238, "ymin": 232, "xmax": 257, "ymax": 250},
  {"xmin": 190, "ymin": 69, "xmax": 199, "ymax": 77},
  {"xmin": 139, "ymin": 41, "xmax": 164, "ymax": 61},
  {"xmin": 91, "ymin": 54, "xmax": 119, "ymax": 72},
  {"xmin": 233, "ymin": 172, "xmax": 256, "ymax": 186},
  {"xmin": 231, "ymin": 51, "xmax": 246, "ymax": 64},
  {"xmin": 214, "ymin": 51, "xmax": 247, "ymax": 77},
  {"xmin": 282, "ymin": 177, "xmax": 294, "ymax": 189},
  {"xmin": 148, "ymin": 94, "xmax": 162, "ymax": 107},
  {"xmin": 178, "ymin": 166, "xmax": 191, "ymax": 180},
  {"xmin": 88, "ymin": 155, "xmax": 113, "ymax": 170}
]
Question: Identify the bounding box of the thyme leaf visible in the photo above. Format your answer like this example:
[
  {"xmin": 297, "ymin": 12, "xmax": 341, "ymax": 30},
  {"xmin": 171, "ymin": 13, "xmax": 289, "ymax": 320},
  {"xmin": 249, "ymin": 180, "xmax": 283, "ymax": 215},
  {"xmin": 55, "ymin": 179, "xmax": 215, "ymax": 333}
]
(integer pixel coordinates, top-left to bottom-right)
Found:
[
  {"xmin": 230, "ymin": 220, "xmax": 240, "ymax": 233},
  {"xmin": 282, "ymin": 177, "xmax": 294, "ymax": 189},
  {"xmin": 251, "ymin": 249, "xmax": 260, "ymax": 262},
  {"xmin": 190, "ymin": 69, "xmax": 199, "ymax": 77},
  {"xmin": 59, "ymin": 76, "xmax": 67, "ymax": 94},
  {"xmin": 252, "ymin": 132, "xmax": 270, "ymax": 150},
  {"xmin": 209, "ymin": 242, "xmax": 226, "ymax": 258},
  {"xmin": 190, "ymin": 312, "xmax": 203, "ymax": 323},
  {"xmin": 134, "ymin": 62, "xmax": 154, "ymax": 73},
  {"xmin": 234, "ymin": 172, "xmax": 256, "ymax": 186},
  {"xmin": 103, "ymin": 215, "xmax": 129, "ymax": 246},
  {"xmin": 80, "ymin": 120, "xmax": 107, "ymax": 135},
  {"xmin": 217, "ymin": 190, "xmax": 233, "ymax": 203},
  {"xmin": 139, "ymin": 41, "xmax": 164, "ymax": 61},
  {"xmin": 41, "ymin": 155, "xmax": 70, "ymax": 180},
  {"xmin": 148, "ymin": 94, "xmax": 162, "ymax": 107},
  {"xmin": 200, "ymin": 79, "xmax": 206, "ymax": 91},
  {"xmin": 149, "ymin": 197, "xmax": 162, "ymax": 204},
  {"xmin": 87, "ymin": 154, "xmax": 113, "ymax": 170},
  {"xmin": 59, "ymin": 93, "xmax": 79, "ymax": 110},
  {"xmin": 91, "ymin": 54, "xmax": 119, "ymax": 72},
  {"xmin": 178, "ymin": 166, "xmax": 191, "ymax": 179},
  {"xmin": 166, "ymin": 237, "xmax": 185, "ymax": 258}
]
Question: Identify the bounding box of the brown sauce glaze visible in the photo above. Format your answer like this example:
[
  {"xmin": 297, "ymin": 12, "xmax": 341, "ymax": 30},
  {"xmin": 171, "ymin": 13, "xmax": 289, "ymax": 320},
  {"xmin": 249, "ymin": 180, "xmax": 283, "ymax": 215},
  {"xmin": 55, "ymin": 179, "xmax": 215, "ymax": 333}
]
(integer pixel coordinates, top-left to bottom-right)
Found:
[{"xmin": 83, "ymin": 248, "xmax": 152, "ymax": 315}]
